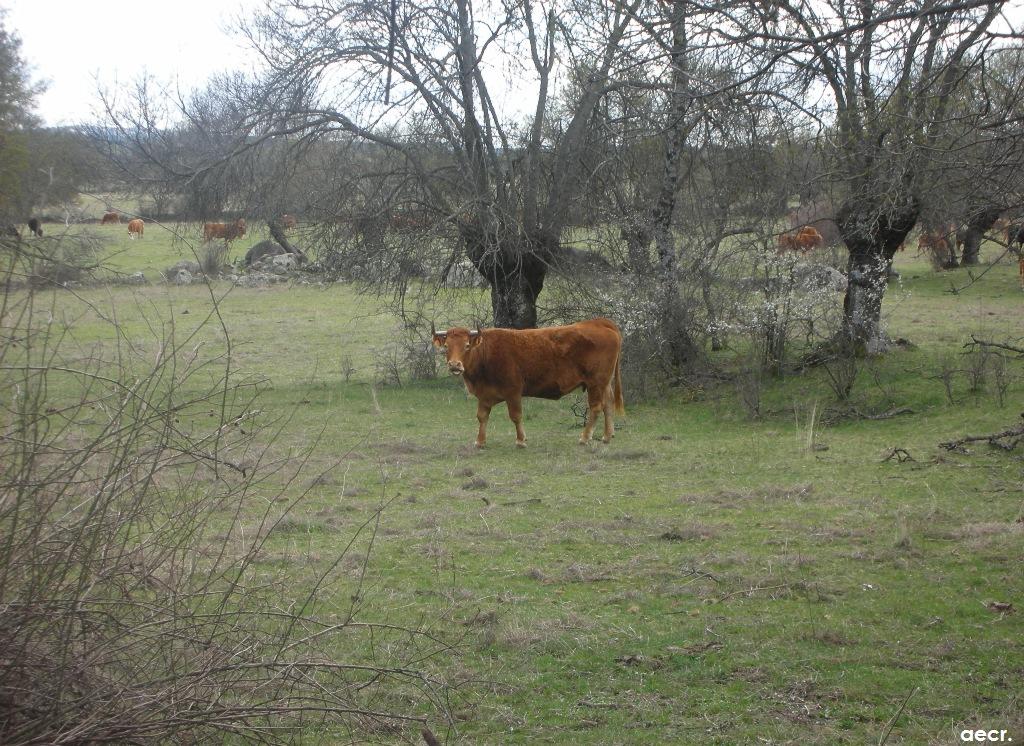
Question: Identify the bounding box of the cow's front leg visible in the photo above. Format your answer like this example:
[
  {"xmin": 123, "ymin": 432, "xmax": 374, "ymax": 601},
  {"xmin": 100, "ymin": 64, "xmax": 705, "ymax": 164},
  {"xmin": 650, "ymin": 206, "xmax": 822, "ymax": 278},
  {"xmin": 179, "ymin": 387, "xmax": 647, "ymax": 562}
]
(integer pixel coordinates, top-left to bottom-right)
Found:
[
  {"xmin": 507, "ymin": 395, "xmax": 527, "ymax": 447},
  {"xmin": 475, "ymin": 401, "xmax": 493, "ymax": 448}
]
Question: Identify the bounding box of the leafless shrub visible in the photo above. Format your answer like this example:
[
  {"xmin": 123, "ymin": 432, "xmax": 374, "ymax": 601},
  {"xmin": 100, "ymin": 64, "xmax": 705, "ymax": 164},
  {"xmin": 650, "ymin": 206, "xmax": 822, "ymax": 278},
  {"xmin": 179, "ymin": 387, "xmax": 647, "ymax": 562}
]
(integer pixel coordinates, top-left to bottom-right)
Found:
[
  {"xmin": 199, "ymin": 239, "xmax": 230, "ymax": 277},
  {"xmin": 1, "ymin": 232, "xmax": 103, "ymax": 288},
  {"xmin": 822, "ymin": 353, "xmax": 859, "ymax": 402},
  {"xmin": 0, "ymin": 250, "xmax": 451, "ymax": 743},
  {"xmin": 735, "ymin": 356, "xmax": 764, "ymax": 420},
  {"xmin": 933, "ymin": 355, "xmax": 960, "ymax": 405},
  {"xmin": 964, "ymin": 348, "xmax": 991, "ymax": 393},
  {"xmin": 374, "ymin": 345, "xmax": 404, "ymax": 387},
  {"xmin": 719, "ymin": 247, "xmax": 845, "ymax": 375},
  {"xmin": 340, "ymin": 354, "xmax": 356, "ymax": 383},
  {"xmin": 374, "ymin": 321, "xmax": 439, "ymax": 387},
  {"xmin": 990, "ymin": 354, "xmax": 1012, "ymax": 408}
]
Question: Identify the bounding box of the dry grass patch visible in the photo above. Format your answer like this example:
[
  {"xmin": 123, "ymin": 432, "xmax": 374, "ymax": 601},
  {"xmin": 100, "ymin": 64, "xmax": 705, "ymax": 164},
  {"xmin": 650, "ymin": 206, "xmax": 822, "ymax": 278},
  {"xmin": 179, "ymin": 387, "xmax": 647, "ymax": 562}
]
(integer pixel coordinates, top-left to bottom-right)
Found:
[
  {"xmin": 499, "ymin": 614, "xmax": 595, "ymax": 650},
  {"xmin": 950, "ymin": 521, "xmax": 1024, "ymax": 550}
]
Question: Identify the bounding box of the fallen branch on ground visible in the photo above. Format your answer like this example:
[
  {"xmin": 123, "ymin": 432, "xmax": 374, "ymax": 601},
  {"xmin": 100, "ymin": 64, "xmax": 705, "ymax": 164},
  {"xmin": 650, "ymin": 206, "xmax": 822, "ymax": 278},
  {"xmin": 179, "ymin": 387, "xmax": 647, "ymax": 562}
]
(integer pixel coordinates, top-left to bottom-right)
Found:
[{"xmin": 939, "ymin": 415, "xmax": 1024, "ymax": 452}]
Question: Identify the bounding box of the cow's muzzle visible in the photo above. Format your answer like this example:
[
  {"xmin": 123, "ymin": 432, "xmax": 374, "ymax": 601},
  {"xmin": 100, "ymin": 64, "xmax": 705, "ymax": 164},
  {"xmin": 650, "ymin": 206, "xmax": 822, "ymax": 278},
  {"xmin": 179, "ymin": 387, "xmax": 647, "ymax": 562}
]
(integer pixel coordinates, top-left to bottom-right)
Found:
[{"xmin": 448, "ymin": 362, "xmax": 464, "ymax": 375}]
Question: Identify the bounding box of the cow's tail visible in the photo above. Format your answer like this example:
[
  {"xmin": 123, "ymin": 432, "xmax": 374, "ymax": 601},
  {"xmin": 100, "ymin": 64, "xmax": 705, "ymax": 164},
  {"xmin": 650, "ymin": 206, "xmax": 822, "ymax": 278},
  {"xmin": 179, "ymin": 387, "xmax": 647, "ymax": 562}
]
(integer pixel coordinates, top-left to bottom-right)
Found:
[{"xmin": 612, "ymin": 352, "xmax": 625, "ymax": 415}]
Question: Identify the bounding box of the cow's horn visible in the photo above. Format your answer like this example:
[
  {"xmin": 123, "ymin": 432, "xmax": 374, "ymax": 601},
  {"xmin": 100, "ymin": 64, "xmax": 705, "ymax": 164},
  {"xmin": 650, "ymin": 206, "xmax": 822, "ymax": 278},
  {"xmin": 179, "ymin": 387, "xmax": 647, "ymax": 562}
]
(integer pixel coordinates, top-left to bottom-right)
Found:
[{"xmin": 469, "ymin": 329, "xmax": 480, "ymax": 337}]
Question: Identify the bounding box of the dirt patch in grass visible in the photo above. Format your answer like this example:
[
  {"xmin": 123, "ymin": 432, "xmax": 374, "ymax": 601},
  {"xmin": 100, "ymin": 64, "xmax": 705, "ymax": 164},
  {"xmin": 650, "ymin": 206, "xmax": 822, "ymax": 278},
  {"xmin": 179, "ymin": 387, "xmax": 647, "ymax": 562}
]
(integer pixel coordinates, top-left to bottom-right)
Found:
[
  {"xmin": 416, "ymin": 512, "xmax": 441, "ymax": 530},
  {"xmin": 678, "ymin": 483, "xmax": 816, "ymax": 506},
  {"xmin": 461, "ymin": 476, "xmax": 490, "ymax": 490},
  {"xmin": 715, "ymin": 483, "xmax": 816, "ymax": 503},
  {"xmin": 944, "ymin": 521, "xmax": 1024, "ymax": 549},
  {"xmin": 769, "ymin": 678, "xmax": 841, "ymax": 724},
  {"xmin": 563, "ymin": 563, "xmax": 617, "ymax": 583},
  {"xmin": 525, "ymin": 567, "xmax": 549, "ymax": 582},
  {"xmin": 601, "ymin": 449, "xmax": 656, "ymax": 461},
  {"xmin": 659, "ymin": 522, "xmax": 717, "ymax": 542},
  {"xmin": 953, "ymin": 521, "xmax": 1023, "ymax": 538},
  {"xmin": 802, "ymin": 630, "xmax": 852, "ymax": 646},
  {"xmin": 266, "ymin": 514, "xmax": 330, "ymax": 537},
  {"xmin": 376, "ymin": 439, "xmax": 434, "ymax": 463},
  {"xmin": 307, "ymin": 478, "xmax": 369, "ymax": 497}
]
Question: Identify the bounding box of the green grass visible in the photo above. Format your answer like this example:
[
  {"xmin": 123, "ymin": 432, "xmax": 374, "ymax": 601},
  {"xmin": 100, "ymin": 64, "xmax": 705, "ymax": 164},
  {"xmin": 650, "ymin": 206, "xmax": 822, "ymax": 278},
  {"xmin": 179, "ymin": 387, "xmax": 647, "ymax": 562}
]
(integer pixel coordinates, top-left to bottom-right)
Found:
[{"xmin": 8, "ymin": 228, "xmax": 1024, "ymax": 744}]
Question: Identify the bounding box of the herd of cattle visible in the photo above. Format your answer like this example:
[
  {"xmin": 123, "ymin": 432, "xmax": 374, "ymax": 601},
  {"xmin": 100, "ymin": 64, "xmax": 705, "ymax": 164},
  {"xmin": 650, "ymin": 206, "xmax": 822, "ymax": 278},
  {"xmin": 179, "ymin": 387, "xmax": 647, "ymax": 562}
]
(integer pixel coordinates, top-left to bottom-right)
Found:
[
  {"xmin": 780, "ymin": 216, "xmax": 1024, "ymax": 283},
  {"xmin": 96, "ymin": 211, "xmax": 296, "ymax": 244},
  {"xmin": 8, "ymin": 210, "xmax": 1024, "ymax": 283}
]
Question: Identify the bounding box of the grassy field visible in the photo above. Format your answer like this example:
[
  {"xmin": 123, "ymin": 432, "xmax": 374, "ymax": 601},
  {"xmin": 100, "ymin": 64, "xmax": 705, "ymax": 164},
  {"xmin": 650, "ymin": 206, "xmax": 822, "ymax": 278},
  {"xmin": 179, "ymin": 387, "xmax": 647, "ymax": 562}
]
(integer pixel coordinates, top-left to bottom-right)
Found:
[{"xmin": 9, "ymin": 220, "xmax": 1024, "ymax": 744}]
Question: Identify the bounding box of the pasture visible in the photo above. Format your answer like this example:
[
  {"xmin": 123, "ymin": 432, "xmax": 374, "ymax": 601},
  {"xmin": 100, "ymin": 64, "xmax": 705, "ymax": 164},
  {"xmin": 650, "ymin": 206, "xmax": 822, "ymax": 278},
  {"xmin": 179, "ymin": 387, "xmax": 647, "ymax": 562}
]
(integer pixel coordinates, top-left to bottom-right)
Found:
[{"xmin": 7, "ymin": 220, "xmax": 1024, "ymax": 744}]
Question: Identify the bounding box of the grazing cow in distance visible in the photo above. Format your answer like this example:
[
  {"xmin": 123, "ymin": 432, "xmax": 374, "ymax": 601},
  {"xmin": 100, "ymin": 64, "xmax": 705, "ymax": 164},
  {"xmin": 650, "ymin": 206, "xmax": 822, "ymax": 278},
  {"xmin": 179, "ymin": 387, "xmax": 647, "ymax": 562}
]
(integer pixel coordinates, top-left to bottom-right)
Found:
[
  {"xmin": 127, "ymin": 218, "xmax": 144, "ymax": 239},
  {"xmin": 280, "ymin": 214, "xmax": 297, "ymax": 229},
  {"xmin": 777, "ymin": 225, "xmax": 824, "ymax": 254},
  {"xmin": 432, "ymin": 318, "xmax": 624, "ymax": 448},
  {"xmin": 27, "ymin": 217, "xmax": 42, "ymax": 237},
  {"xmin": 787, "ymin": 199, "xmax": 842, "ymax": 248},
  {"xmin": 1007, "ymin": 222, "xmax": 1024, "ymax": 251},
  {"xmin": 993, "ymin": 217, "xmax": 1010, "ymax": 238},
  {"xmin": 796, "ymin": 226, "xmax": 824, "ymax": 251},
  {"xmin": 203, "ymin": 218, "xmax": 247, "ymax": 242},
  {"xmin": 1006, "ymin": 223, "xmax": 1024, "ymax": 288},
  {"xmin": 101, "ymin": 211, "xmax": 120, "ymax": 224},
  {"xmin": 918, "ymin": 228, "xmax": 956, "ymax": 268}
]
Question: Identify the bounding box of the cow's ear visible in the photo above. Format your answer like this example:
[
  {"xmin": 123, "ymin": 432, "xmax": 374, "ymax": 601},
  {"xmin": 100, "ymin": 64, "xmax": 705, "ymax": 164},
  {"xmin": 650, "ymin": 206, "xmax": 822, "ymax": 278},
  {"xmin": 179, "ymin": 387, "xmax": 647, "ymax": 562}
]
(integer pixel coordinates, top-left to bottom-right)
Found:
[
  {"xmin": 432, "ymin": 334, "xmax": 447, "ymax": 349},
  {"xmin": 469, "ymin": 332, "xmax": 483, "ymax": 347}
]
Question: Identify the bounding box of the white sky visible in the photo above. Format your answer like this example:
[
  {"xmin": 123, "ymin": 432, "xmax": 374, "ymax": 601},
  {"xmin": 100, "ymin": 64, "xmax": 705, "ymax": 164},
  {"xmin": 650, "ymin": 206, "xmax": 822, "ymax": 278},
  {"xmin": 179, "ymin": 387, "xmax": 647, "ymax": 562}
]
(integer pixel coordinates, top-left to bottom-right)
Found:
[{"xmin": 5, "ymin": 0, "xmax": 261, "ymax": 126}]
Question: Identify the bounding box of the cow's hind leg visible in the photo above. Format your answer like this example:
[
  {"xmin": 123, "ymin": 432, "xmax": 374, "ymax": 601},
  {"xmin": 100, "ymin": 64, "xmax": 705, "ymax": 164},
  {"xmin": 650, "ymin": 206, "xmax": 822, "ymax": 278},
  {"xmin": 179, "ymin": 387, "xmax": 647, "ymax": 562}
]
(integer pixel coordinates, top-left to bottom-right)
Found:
[
  {"xmin": 580, "ymin": 391, "xmax": 604, "ymax": 444},
  {"xmin": 602, "ymin": 383, "xmax": 615, "ymax": 443},
  {"xmin": 475, "ymin": 401, "xmax": 493, "ymax": 448},
  {"xmin": 507, "ymin": 395, "xmax": 527, "ymax": 447}
]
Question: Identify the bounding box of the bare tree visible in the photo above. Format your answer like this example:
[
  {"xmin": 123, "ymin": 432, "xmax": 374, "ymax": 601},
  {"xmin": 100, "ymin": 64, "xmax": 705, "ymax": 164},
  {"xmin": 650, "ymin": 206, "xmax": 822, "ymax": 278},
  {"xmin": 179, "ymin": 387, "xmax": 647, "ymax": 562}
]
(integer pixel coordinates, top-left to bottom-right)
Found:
[
  {"xmin": 100, "ymin": 0, "xmax": 656, "ymax": 328},
  {"xmin": 739, "ymin": 0, "xmax": 1016, "ymax": 352}
]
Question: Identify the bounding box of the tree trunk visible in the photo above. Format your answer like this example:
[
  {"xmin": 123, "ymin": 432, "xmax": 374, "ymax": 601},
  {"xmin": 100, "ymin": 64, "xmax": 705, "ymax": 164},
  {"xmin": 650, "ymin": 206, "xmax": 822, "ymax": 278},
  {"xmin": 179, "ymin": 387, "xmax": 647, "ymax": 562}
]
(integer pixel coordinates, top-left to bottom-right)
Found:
[
  {"xmin": 489, "ymin": 269, "xmax": 543, "ymax": 329},
  {"xmin": 959, "ymin": 206, "xmax": 1002, "ymax": 266},
  {"xmin": 465, "ymin": 228, "xmax": 549, "ymax": 329},
  {"xmin": 836, "ymin": 198, "xmax": 919, "ymax": 352},
  {"xmin": 268, "ymin": 220, "xmax": 306, "ymax": 262},
  {"xmin": 653, "ymin": 226, "xmax": 701, "ymax": 367}
]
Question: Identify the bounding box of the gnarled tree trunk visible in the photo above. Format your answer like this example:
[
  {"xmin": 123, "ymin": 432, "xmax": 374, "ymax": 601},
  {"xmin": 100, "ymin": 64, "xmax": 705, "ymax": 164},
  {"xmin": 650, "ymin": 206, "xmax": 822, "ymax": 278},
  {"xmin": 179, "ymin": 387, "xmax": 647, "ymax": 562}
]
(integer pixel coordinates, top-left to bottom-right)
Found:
[
  {"xmin": 958, "ymin": 206, "xmax": 1003, "ymax": 266},
  {"xmin": 836, "ymin": 198, "xmax": 919, "ymax": 352},
  {"xmin": 465, "ymin": 228, "xmax": 551, "ymax": 329}
]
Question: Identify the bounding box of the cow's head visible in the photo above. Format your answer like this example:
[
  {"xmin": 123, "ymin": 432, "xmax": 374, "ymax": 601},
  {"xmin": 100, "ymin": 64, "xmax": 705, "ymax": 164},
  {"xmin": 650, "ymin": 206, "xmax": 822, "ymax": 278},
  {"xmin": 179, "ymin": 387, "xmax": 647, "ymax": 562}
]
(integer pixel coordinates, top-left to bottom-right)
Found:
[
  {"xmin": 235, "ymin": 218, "xmax": 247, "ymax": 236},
  {"xmin": 432, "ymin": 325, "xmax": 481, "ymax": 376}
]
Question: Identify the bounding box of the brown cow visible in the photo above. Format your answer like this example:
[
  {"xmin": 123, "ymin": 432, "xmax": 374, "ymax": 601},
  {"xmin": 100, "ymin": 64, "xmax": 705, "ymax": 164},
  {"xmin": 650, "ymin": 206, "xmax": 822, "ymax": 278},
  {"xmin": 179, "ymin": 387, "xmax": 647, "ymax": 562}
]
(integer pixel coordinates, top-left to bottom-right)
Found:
[
  {"xmin": 203, "ymin": 218, "xmax": 246, "ymax": 242},
  {"xmin": 432, "ymin": 318, "xmax": 625, "ymax": 448},
  {"xmin": 918, "ymin": 229, "xmax": 955, "ymax": 268},
  {"xmin": 280, "ymin": 214, "xmax": 297, "ymax": 229},
  {"xmin": 796, "ymin": 226, "xmax": 824, "ymax": 251},
  {"xmin": 777, "ymin": 231, "xmax": 800, "ymax": 253},
  {"xmin": 127, "ymin": 218, "xmax": 144, "ymax": 239},
  {"xmin": 993, "ymin": 217, "xmax": 1010, "ymax": 238},
  {"xmin": 101, "ymin": 211, "xmax": 120, "ymax": 224},
  {"xmin": 777, "ymin": 225, "xmax": 823, "ymax": 254}
]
